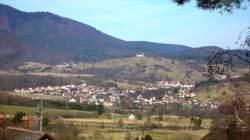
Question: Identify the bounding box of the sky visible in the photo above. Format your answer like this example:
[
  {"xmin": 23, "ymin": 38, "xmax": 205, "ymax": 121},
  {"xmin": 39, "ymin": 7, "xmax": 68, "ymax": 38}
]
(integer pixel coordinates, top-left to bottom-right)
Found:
[{"xmin": 1, "ymin": 0, "xmax": 250, "ymax": 48}]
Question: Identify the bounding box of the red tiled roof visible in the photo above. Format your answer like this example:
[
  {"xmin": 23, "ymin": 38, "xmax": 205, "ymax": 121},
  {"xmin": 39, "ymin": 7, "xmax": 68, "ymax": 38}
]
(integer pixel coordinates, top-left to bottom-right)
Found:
[
  {"xmin": 6, "ymin": 127, "xmax": 45, "ymax": 135},
  {"xmin": 0, "ymin": 127, "xmax": 55, "ymax": 140}
]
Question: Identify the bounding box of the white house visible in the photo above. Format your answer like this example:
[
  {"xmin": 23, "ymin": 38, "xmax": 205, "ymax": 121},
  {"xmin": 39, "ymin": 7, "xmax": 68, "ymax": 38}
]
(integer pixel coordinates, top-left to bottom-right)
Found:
[
  {"xmin": 128, "ymin": 114, "xmax": 136, "ymax": 120},
  {"xmin": 69, "ymin": 98, "xmax": 77, "ymax": 103}
]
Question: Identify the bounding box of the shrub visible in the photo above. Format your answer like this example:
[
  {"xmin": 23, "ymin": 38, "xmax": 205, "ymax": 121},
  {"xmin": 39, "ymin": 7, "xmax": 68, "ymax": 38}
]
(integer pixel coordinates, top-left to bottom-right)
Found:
[
  {"xmin": 42, "ymin": 117, "xmax": 50, "ymax": 130},
  {"xmin": 190, "ymin": 117, "xmax": 202, "ymax": 129},
  {"xmin": 12, "ymin": 112, "xmax": 26, "ymax": 125},
  {"xmin": 118, "ymin": 119, "xmax": 124, "ymax": 128},
  {"xmin": 143, "ymin": 134, "xmax": 153, "ymax": 140}
]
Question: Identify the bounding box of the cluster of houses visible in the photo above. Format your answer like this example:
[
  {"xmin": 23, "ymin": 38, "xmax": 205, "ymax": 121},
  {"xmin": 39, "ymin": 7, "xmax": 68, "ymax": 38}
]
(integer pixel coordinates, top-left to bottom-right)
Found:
[
  {"xmin": 157, "ymin": 80, "xmax": 194, "ymax": 89},
  {"xmin": 133, "ymin": 92, "xmax": 196, "ymax": 105},
  {"xmin": 214, "ymin": 74, "xmax": 240, "ymax": 80},
  {"xmin": 13, "ymin": 80, "xmax": 219, "ymax": 110},
  {"xmin": 14, "ymin": 83, "xmax": 127, "ymax": 106},
  {"xmin": 127, "ymin": 80, "xmax": 218, "ymax": 109}
]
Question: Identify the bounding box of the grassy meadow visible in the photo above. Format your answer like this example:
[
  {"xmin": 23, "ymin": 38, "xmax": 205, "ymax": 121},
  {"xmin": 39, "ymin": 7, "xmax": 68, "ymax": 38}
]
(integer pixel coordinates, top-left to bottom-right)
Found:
[{"xmin": 0, "ymin": 105, "xmax": 97, "ymax": 118}]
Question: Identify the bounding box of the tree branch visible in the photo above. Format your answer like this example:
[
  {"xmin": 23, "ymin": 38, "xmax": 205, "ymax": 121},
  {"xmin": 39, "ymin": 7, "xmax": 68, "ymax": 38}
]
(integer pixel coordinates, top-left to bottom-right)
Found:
[{"xmin": 232, "ymin": 105, "xmax": 248, "ymax": 127}]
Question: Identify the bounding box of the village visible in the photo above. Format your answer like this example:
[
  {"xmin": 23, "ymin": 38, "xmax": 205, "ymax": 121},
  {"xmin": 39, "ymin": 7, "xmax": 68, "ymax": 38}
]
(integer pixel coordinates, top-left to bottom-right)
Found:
[{"xmin": 13, "ymin": 80, "xmax": 219, "ymax": 111}]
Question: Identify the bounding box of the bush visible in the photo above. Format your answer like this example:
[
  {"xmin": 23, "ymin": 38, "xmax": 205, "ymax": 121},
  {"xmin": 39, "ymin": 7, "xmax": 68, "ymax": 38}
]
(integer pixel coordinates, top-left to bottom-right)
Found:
[
  {"xmin": 190, "ymin": 117, "xmax": 202, "ymax": 129},
  {"xmin": 143, "ymin": 134, "xmax": 153, "ymax": 140},
  {"xmin": 118, "ymin": 119, "xmax": 124, "ymax": 128},
  {"xmin": 12, "ymin": 112, "xmax": 26, "ymax": 125},
  {"xmin": 42, "ymin": 117, "xmax": 50, "ymax": 130}
]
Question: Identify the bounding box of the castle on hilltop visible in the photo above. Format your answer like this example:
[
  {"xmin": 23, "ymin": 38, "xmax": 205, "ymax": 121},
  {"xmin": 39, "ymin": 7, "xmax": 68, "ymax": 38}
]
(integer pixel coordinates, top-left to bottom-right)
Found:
[{"xmin": 136, "ymin": 53, "xmax": 144, "ymax": 57}]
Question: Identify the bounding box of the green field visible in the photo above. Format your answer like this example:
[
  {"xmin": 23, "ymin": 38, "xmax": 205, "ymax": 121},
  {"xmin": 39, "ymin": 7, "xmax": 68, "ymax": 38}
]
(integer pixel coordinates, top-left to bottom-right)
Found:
[
  {"xmin": 0, "ymin": 105, "xmax": 97, "ymax": 118},
  {"xmin": 8, "ymin": 92, "xmax": 70, "ymax": 102}
]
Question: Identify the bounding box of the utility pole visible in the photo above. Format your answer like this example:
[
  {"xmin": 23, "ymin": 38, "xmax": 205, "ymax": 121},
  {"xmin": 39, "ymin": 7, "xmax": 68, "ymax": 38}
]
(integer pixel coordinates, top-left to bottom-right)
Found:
[{"xmin": 37, "ymin": 99, "xmax": 43, "ymax": 132}]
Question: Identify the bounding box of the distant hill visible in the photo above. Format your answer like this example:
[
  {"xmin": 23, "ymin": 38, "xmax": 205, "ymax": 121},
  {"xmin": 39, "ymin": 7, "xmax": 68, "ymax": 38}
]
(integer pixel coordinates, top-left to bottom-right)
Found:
[
  {"xmin": 17, "ymin": 56, "xmax": 205, "ymax": 82},
  {"xmin": 194, "ymin": 76, "xmax": 250, "ymax": 103},
  {"xmin": 127, "ymin": 41, "xmax": 190, "ymax": 57},
  {"xmin": 81, "ymin": 56, "xmax": 206, "ymax": 82},
  {"xmin": 0, "ymin": 4, "xmax": 132, "ymax": 66},
  {"xmin": 0, "ymin": 4, "xmax": 221, "ymax": 68}
]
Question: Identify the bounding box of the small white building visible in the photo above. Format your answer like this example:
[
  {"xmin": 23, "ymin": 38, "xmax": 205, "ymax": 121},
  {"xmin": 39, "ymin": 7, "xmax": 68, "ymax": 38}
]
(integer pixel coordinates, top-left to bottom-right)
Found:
[
  {"xmin": 69, "ymin": 98, "xmax": 77, "ymax": 103},
  {"xmin": 128, "ymin": 114, "xmax": 136, "ymax": 120}
]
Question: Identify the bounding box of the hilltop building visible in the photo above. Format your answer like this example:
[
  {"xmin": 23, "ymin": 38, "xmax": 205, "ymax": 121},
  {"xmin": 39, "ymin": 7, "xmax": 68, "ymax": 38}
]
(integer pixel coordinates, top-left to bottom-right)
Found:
[{"xmin": 136, "ymin": 53, "xmax": 144, "ymax": 57}]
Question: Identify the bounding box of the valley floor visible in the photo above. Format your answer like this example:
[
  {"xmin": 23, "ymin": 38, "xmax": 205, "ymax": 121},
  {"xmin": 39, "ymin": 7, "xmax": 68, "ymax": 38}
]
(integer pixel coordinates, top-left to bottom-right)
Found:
[{"xmin": 0, "ymin": 104, "xmax": 210, "ymax": 140}]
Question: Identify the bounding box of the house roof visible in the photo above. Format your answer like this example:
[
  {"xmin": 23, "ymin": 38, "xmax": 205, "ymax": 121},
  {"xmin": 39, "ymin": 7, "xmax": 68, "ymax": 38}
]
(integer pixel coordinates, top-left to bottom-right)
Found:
[{"xmin": 0, "ymin": 127, "xmax": 55, "ymax": 140}]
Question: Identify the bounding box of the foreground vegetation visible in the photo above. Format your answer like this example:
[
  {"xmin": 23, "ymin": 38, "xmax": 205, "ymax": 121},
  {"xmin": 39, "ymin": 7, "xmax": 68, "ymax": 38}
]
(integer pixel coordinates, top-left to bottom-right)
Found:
[
  {"xmin": 51, "ymin": 116, "xmax": 210, "ymax": 140},
  {"xmin": 70, "ymin": 127, "xmax": 209, "ymax": 140},
  {"xmin": 0, "ymin": 104, "xmax": 211, "ymax": 140}
]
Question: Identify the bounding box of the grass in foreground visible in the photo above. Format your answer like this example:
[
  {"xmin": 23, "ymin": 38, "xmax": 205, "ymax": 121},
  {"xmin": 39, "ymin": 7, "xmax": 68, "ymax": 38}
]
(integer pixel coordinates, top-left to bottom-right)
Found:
[{"xmin": 76, "ymin": 127, "xmax": 209, "ymax": 140}]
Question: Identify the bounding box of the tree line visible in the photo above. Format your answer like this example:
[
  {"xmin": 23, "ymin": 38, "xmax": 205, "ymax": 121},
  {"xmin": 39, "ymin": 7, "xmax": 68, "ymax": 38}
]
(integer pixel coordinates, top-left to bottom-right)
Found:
[
  {"xmin": 0, "ymin": 74, "xmax": 76, "ymax": 91},
  {"xmin": 0, "ymin": 92, "xmax": 104, "ymax": 114}
]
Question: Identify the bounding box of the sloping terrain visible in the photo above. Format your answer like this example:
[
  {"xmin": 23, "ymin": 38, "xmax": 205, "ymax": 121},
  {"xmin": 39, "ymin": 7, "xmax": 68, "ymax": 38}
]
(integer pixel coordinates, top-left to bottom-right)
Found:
[
  {"xmin": 17, "ymin": 56, "xmax": 205, "ymax": 82},
  {"xmin": 195, "ymin": 77, "xmax": 250, "ymax": 103},
  {"xmin": 81, "ymin": 56, "xmax": 205, "ymax": 82},
  {"xmin": 0, "ymin": 4, "xmax": 221, "ymax": 68},
  {"xmin": 0, "ymin": 4, "xmax": 132, "ymax": 64}
]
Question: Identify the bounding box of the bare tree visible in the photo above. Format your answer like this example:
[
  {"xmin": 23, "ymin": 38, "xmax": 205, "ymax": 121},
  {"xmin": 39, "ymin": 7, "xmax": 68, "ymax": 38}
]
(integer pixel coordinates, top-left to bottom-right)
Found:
[
  {"xmin": 207, "ymin": 27, "xmax": 250, "ymax": 80},
  {"xmin": 171, "ymin": 0, "xmax": 250, "ymax": 79},
  {"xmin": 231, "ymin": 97, "xmax": 248, "ymax": 127},
  {"xmin": 219, "ymin": 97, "xmax": 249, "ymax": 128}
]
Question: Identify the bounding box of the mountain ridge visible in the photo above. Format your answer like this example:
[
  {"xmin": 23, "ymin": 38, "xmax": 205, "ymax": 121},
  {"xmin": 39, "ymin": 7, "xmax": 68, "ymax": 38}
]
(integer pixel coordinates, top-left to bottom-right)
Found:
[{"xmin": 0, "ymin": 4, "xmax": 221, "ymax": 68}]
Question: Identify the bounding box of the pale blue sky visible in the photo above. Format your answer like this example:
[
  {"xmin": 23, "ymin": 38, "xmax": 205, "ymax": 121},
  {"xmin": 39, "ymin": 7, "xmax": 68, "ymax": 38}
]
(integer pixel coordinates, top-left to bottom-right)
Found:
[{"xmin": 1, "ymin": 0, "xmax": 250, "ymax": 48}]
